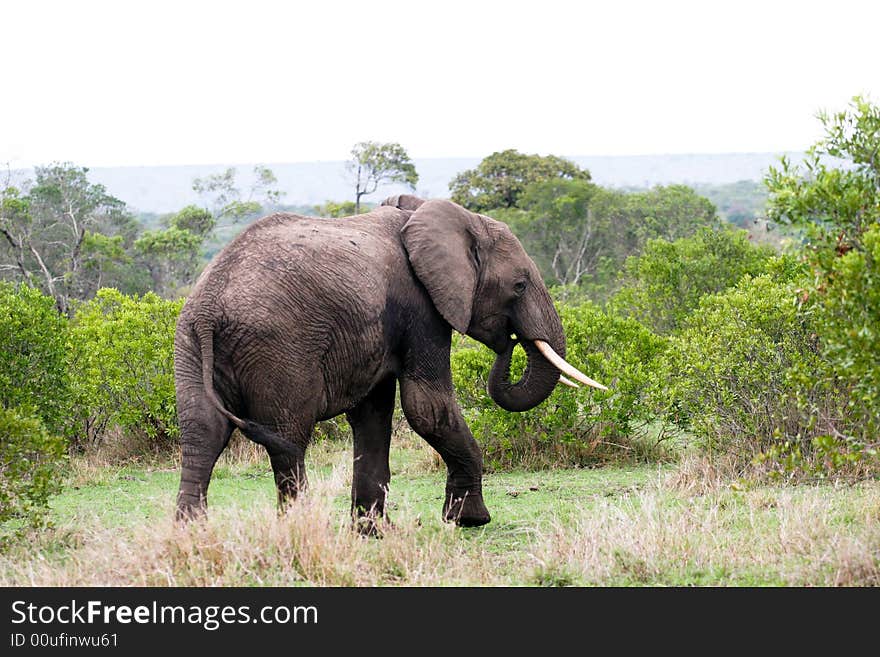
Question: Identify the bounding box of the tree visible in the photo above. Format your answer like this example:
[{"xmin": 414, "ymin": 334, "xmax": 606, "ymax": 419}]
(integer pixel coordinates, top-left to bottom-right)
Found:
[
  {"xmin": 347, "ymin": 141, "xmax": 418, "ymax": 213},
  {"xmin": 766, "ymin": 95, "xmax": 879, "ymax": 254},
  {"xmin": 0, "ymin": 163, "xmax": 136, "ymax": 314},
  {"xmin": 623, "ymin": 185, "xmax": 719, "ymax": 243},
  {"xmin": 498, "ymin": 178, "xmax": 605, "ymax": 288},
  {"xmin": 134, "ymin": 205, "xmax": 213, "ymax": 297},
  {"xmin": 765, "ymin": 95, "xmax": 880, "ymax": 442},
  {"xmin": 610, "ymin": 226, "xmax": 777, "ymax": 334},
  {"xmin": 449, "ymin": 149, "xmax": 591, "ymax": 212},
  {"xmin": 313, "ymin": 200, "xmax": 360, "ymax": 218},
  {"xmin": 193, "ymin": 164, "xmax": 284, "ymax": 224},
  {"xmin": 497, "ymin": 179, "xmax": 720, "ymax": 299}
]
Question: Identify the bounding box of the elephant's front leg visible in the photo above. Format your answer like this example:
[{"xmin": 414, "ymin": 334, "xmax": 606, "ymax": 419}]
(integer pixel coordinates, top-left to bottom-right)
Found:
[
  {"xmin": 345, "ymin": 376, "xmax": 396, "ymax": 535},
  {"xmin": 399, "ymin": 375, "xmax": 491, "ymax": 527}
]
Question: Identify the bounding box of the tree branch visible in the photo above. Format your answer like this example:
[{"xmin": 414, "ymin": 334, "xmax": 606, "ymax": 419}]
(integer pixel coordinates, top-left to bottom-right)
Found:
[
  {"xmin": 27, "ymin": 242, "xmax": 60, "ymax": 310},
  {"xmin": 0, "ymin": 226, "xmax": 35, "ymax": 285}
]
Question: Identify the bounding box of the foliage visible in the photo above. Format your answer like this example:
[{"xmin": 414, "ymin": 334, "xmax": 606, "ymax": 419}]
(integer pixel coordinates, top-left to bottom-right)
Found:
[
  {"xmin": 67, "ymin": 288, "xmax": 183, "ymax": 451},
  {"xmin": 0, "ymin": 407, "xmax": 66, "ymax": 533},
  {"xmin": 451, "ymin": 302, "xmax": 666, "ymax": 469},
  {"xmin": 498, "ymin": 181, "xmax": 720, "ymax": 300},
  {"xmin": 654, "ymin": 274, "xmax": 827, "ymax": 462},
  {"xmin": 0, "ymin": 282, "xmax": 70, "ymax": 435},
  {"xmin": 313, "ymin": 200, "xmax": 362, "ymax": 217},
  {"xmin": 627, "ymin": 184, "xmax": 719, "ymax": 239},
  {"xmin": 449, "ymin": 149, "xmax": 590, "ymax": 213},
  {"xmin": 0, "ymin": 163, "xmax": 138, "ymax": 314},
  {"xmin": 193, "ymin": 165, "xmax": 284, "ymax": 224},
  {"xmin": 134, "ymin": 205, "xmax": 214, "ymax": 296},
  {"xmin": 496, "ymin": 179, "xmax": 603, "ymax": 287},
  {"xmin": 767, "ymin": 96, "xmax": 879, "ymax": 251},
  {"xmin": 693, "ymin": 180, "xmax": 769, "ymax": 227},
  {"xmin": 764, "ymin": 95, "xmax": 880, "ymax": 463},
  {"xmin": 754, "ymin": 432, "xmax": 877, "ymax": 483},
  {"xmin": 790, "ymin": 224, "xmax": 880, "ymax": 444},
  {"xmin": 610, "ymin": 226, "xmax": 777, "ymax": 334},
  {"xmin": 347, "ymin": 142, "xmax": 418, "ymax": 213}
]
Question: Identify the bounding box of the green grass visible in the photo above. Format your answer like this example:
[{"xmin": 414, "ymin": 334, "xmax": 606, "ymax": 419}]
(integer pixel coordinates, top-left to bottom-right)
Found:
[{"xmin": 2, "ymin": 438, "xmax": 878, "ymax": 586}]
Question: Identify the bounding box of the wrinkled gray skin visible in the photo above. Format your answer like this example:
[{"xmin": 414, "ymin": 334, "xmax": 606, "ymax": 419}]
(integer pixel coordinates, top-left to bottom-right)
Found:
[{"xmin": 174, "ymin": 195, "xmax": 566, "ymax": 532}]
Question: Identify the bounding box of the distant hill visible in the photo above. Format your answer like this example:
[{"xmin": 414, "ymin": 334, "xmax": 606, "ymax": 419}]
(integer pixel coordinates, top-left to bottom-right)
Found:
[{"xmin": 76, "ymin": 152, "xmax": 802, "ymax": 214}]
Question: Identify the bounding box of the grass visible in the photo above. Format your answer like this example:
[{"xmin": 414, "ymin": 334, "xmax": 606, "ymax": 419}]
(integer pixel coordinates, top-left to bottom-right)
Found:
[{"xmin": 1, "ymin": 434, "xmax": 878, "ymax": 586}]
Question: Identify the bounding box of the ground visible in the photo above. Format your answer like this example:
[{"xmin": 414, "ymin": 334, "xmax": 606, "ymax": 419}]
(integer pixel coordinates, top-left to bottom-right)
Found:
[{"xmin": 2, "ymin": 434, "xmax": 878, "ymax": 586}]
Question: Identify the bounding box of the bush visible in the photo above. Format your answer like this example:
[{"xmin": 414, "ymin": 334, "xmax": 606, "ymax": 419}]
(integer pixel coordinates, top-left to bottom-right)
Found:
[
  {"xmin": 68, "ymin": 288, "xmax": 183, "ymax": 452},
  {"xmin": 0, "ymin": 407, "xmax": 66, "ymax": 533},
  {"xmin": 810, "ymin": 223, "xmax": 880, "ymax": 439},
  {"xmin": 452, "ymin": 302, "xmax": 666, "ymax": 470},
  {"xmin": 654, "ymin": 274, "xmax": 829, "ymax": 462},
  {"xmin": 610, "ymin": 227, "xmax": 776, "ymax": 334},
  {"xmin": 0, "ymin": 283, "xmax": 71, "ymax": 435},
  {"xmin": 749, "ymin": 223, "xmax": 880, "ymax": 480}
]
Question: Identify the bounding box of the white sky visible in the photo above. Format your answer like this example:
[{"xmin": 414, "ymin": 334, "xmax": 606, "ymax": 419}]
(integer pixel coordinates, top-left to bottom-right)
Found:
[{"xmin": 2, "ymin": 0, "xmax": 878, "ymax": 168}]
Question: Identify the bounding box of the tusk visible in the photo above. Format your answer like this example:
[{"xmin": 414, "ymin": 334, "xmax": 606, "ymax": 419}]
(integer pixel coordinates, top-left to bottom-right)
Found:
[
  {"xmin": 535, "ymin": 340, "xmax": 609, "ymax": 391},
  {"xmin": 558, "ymin": 375, "xmax": 580, "ymax": 389}
]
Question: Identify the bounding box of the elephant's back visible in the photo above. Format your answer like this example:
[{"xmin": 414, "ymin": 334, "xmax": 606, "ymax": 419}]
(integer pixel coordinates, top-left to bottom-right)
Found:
[
  {"xmin": 177, "ymin": 207, "xmax": 414, "ymax": 416},
  {"xmin": 184, "ymin": 207, "xmax": 411, "ymax": 328}
]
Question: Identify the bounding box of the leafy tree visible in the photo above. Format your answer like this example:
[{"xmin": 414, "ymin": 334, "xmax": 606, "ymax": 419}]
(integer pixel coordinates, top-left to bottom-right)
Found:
[
  {"xmin": 610, "ymin": 226, "xmax": 777, "ymax": 334},
  {"xmin": 0, "ymin": 282, "xmax": 70, "ymax": 435},
  {"xmin": 0, "ymin": 163, "xmax": 136, "ymax": 314},
  {"xmin": 67, "ymin": 288, "xmax": 182, "ymax": 450},
  {"xmin": 313, "ymin": 200, "xmax": 361, "ymax": 218},
  {"xmin": 77, "ymin": 232, "xmax": 146, "ymax": 300},
  {"xmin": 0, "ymin": 407, "xmax": 66, "ymax": 533},
  {"xmin": 499, "ymin": 180, "xmax": 720, "ymax": 300},
  {"xmin": 449, "ymin": 149, "xmax": 591, "ymax": 212},
  {"xmin": 134, "ymin": 205, "xmax": 214, "ymax": 296},
  {"xmin": 766, "ymin": 94, "xmax": 880, "ymax": 444},
  {"xmin": 496, "ymin": 179, "xmax": 604, "ymax": 288},
  {"xmin": 347, "ymin": 141, "xmax": 418, "ymax": 214},
  {"xmin": 0, "ymin": 284, "xmax": 68, "ymax": 533},
  {"xmin": 693, "ymin": 180, "xmax": 770, "ymax": 227},
  {"xmin": 654, "ymin": 274, "xmax": 823, "ymax": 461},
  {"xmin": 623, "ymin": 184, "xmax": 719, "ymax": 243},
  {"xmin": 193, "ymin": 164, "xmax": 284, "ymax": 224}
]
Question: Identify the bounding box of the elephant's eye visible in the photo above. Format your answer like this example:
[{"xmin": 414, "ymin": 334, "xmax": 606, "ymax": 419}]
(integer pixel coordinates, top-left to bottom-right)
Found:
[{"xmin": 513, "ymin": 280, "xmax": 527, "ymax": 296}]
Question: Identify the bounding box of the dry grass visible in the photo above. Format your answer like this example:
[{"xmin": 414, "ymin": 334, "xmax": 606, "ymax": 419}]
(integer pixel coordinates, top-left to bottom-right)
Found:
[
  {"xmin": 2, "ymin": 450, "xmax": 877, "ymax": 586},
  {"xmin": 530, "ymin": 477, "xmax": 880, "ymax": 586},
  {"xmin": 0, "ymin": 464, "xmax": 500, "ymax": 587}
]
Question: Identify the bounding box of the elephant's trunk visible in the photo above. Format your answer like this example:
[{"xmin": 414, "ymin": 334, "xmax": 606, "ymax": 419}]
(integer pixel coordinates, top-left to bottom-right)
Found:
[
  {"xmin": 488, "ymin": 284, "xmax": 568, "ymax": 412},
  {"xmin": 488, "ymin": 338, "xmax": 564, "ymax": 412}
]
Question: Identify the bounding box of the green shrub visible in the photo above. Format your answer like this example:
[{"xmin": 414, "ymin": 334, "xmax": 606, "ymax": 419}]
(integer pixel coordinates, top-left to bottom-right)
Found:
[
  {"xmin": 452, "ymin": 302, "xmax": 666, "ymax": 470},
  {"xmin": 0, "ymin": 283, "xmax": 71, "ymax": 435},
  {"xmin": 811, "ymin": 223, "xmax": 880, "ymax": 439},
  {"xmin": 655, "ymin": 274, "xmax": 827, "ymax": 461},
  {"xmin": 758, "ymin": 96, "xmax": 880, "ymax": 478},
  {"xmin": 610, "ymin": 227, "xmax": 776, "ymax": 334},
  {"xmin": 68, "ymin": 288, "xmax": 183, "ymax": 451},
  {"xmin": 0, "ymin": 407, "xmax": 66, "ymax": 534}
]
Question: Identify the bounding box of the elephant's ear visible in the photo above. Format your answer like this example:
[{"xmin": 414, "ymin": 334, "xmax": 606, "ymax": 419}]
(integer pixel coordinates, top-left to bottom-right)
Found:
[
  {"xmin": 380, "ymin": 194, "xmax": 426, "ymax": 211},
  {"xmin": 400, "ymin": 199, "xmax": 480, "ymax": 334}
]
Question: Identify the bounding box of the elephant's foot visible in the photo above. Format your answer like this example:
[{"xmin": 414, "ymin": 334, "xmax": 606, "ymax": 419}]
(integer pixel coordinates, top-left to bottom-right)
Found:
[
  {"xmin": 352, "ymin": 511, "xmax": 393, "ymax": 538},
  {"xmin": 174, "ymin": 494, "xmax": 207, "ymax": 523},
  {"xmin": 443, "ymin": 487, "xmax": 491, "ymax": 527},
  {"xmin": 351, "ymin": 500, "xmax": 392, "ymax": 538}
]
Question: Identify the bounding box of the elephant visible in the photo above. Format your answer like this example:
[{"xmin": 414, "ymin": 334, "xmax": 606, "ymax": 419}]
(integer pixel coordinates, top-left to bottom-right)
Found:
[{"xmin": 173, "ymin": 194, "xmax": 605, "ymax": 532}]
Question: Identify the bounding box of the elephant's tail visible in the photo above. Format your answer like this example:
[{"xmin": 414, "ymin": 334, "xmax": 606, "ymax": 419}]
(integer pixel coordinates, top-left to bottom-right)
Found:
[{"xmin": 196, "ymin": 323, "xmax": 299, "ymax": 457}]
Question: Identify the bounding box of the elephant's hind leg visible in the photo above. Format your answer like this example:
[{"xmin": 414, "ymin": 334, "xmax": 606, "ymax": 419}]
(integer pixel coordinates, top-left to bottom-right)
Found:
[
  {"xmin": 263, "ymin": 423, "xmax": 310, "ymax": 510},
  {"xmin": 345, "ymin": 376, "xmax": 396, "ymax": 535},
  {"xmin": 175, "ymin": 396, "xmax": 234, "ymax": 521}
]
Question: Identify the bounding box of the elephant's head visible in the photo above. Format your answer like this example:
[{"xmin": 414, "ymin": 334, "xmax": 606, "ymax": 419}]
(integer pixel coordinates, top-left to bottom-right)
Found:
[{"xmin": 395, "ymin": 197, "xmax": 606, "ymax": 412}]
